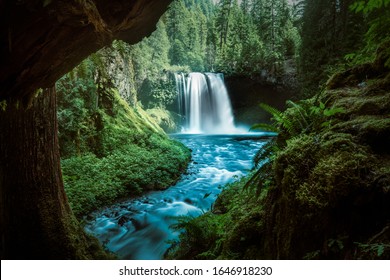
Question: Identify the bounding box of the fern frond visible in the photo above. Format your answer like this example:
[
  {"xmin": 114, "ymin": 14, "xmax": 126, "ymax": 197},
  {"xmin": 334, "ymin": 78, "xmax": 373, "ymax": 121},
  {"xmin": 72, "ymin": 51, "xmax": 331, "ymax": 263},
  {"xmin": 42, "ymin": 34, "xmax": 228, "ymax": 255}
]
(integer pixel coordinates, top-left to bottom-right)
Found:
[
  {"xmin": 252, "ymin": 103, "xmax": 285, "ymax": 132},
  {"xmin": 285, "ymin": 100, "xmax": 309, "ymax": 134},
  {"xmin": 250, "ymin": 123, "xmax": 278, "ymax": 132},
  {"xmin": 243, "ymin": 168, "xmax": 263, "ymax": 191},
  {"xmin": 286, "ymin": 100, "xmax": 299, "ymax": 108},
  {"xmin": 253, "ymin": 139, "xmax": 277, "ymax": 167},
  {"xmin": 280, "ymin": 117, "xmax": 296, "ymax": 135},
  {"xmin": 244, "ymin": 161, "xmax": 273, "ymax": 196},
  {"xmin": 323, "ymin": 107, "xmax": 345, "ymax": 117},
  {"xmin": 245, "ymin": 139, "xmax": 277, "ymax": 195},
  {"xmin": 259, "ymin": 103, "xmax": 283, "ymax": 118},
  {"xmin": 169, "ymin": 215, "xmax": 196, "ymax": 231},
  {"xmin": 286, "ymin": 100, "xmax": 309, "ymax": 122}
]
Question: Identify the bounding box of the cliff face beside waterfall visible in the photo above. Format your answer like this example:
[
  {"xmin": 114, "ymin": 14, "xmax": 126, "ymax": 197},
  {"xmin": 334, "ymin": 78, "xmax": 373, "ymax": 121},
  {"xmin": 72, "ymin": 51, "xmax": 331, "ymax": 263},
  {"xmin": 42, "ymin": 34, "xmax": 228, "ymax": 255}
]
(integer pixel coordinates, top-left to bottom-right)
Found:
[{"xmin": 225, "ymin": 59, "xmax": 299, "ymax": 127}]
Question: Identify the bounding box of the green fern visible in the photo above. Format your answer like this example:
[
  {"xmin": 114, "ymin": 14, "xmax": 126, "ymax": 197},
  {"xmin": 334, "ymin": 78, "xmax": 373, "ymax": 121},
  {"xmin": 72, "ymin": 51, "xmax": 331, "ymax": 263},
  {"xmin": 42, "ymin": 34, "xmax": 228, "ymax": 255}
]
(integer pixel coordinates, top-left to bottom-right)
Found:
[
  {"xmin": 169, "ymin": 215, "xmax": 198, "ymax": 232},
  {"xmin": 250, "ymin": 103, "xmax": 284, "ymax": 133},
  {"xmin": 247, "ymin": 100, "xmax": 345, "ymax": 196},
  {"xmin": 258, "ymin": 103, "xmax": 283, "ymax": 119},
  {"xmin": 323, "ymin": 106, "xmax": 345, "ymax": 117},
  {"xmin": 253, "ymin": 139, "xmax": 278, "ymax": 168},
  {"xmin": 251, "ymin": 102, "xmax": 308, "ymax": 138},
  {"xmin": 250, "ymin": 123, "xmax": 278, "ymax": 132},
  {"xmin": 285, "ymin": 100, "xmax": 310, "ymax": 135},
  {"xmin": 355, "ymin": 242, "xmax": 390, "ymax": 258},
  {"xmin": 244, "ymin": 139, "xmax": 277, "ymax": 195},
  {"xmin": 309, "ymin": 101, "xmax": 345, "ymax": 129},
  {"xmin": 350, "ymin": 0, "xmax": 390, "ymax": 14}
]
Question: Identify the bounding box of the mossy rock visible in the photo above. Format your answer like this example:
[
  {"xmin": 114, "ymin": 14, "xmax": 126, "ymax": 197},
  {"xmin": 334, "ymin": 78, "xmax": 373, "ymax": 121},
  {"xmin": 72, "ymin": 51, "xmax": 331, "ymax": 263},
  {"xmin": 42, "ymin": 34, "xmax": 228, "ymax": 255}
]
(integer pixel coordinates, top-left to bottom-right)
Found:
[
  {"xmin": 222, "ymin": 211, "xmax": 264, "ymax": 259},
  {"xmin": 146, "ymin": 108, "xmax": 181, "ymax": 133},
  {"xmin": 327, "ymin": 40, "xmax": 390, "ymax": 91},
  {"xmin": 264, "ymin": 80, "xmax": 390, "ymax": 258},
  {"xmin": 326, "ymin": 63, "xmax": 375, "ymax": 90},
  {"xmin": 332, "ymin": 116, "xmax": 390, "ymax": 153}
]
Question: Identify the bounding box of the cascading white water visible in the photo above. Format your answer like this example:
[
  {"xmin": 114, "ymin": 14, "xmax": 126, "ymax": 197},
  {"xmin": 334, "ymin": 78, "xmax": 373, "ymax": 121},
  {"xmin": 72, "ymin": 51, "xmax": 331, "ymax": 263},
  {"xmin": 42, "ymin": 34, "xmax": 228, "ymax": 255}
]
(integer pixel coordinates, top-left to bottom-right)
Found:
[{"xmin": 175, "ymin": 72, "xmax": 240, "ymax": 134}]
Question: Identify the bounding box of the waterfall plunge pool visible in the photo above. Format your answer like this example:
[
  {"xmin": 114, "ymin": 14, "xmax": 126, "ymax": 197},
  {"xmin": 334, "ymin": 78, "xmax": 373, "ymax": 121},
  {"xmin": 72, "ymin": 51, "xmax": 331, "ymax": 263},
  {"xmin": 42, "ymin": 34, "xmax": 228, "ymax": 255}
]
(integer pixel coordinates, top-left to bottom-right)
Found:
[{"xmin": 84, "ymin": 132, "xmax": 275, "ymax": 259}]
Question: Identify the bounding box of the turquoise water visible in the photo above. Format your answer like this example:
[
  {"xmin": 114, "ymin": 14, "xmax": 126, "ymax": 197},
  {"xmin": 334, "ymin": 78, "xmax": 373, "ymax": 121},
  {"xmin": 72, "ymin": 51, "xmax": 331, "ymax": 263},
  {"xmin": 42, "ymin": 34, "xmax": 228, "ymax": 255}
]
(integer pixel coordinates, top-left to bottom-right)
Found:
[{"xmin": 84, "ymin": 133, "xmax": 273, "ymax": 259}]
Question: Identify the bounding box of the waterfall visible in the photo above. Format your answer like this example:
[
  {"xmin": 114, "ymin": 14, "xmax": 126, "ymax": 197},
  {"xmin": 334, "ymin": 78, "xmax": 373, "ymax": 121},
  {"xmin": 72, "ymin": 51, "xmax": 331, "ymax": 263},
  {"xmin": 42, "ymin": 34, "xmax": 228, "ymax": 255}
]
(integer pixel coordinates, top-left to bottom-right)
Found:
[{"xmin": 175, "ymin": 72, "xmax": 240, "ymax": 134}]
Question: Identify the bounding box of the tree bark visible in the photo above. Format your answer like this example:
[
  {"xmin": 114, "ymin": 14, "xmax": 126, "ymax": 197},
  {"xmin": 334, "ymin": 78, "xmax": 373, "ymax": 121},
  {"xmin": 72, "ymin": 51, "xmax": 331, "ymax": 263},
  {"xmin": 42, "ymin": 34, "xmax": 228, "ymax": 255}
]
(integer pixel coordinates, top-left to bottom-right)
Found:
[{"xmin": 0, "ymin": 88, "xmax": 102, "ymax": 259}]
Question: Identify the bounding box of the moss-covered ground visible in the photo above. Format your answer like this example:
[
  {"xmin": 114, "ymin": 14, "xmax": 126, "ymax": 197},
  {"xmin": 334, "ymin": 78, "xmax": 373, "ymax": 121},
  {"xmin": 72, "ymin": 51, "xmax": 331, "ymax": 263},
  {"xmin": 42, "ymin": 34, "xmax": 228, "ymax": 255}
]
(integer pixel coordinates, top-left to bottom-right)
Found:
[{"xmin": 146, "ymin": 107, "xmax": 182, "ymax": 133}]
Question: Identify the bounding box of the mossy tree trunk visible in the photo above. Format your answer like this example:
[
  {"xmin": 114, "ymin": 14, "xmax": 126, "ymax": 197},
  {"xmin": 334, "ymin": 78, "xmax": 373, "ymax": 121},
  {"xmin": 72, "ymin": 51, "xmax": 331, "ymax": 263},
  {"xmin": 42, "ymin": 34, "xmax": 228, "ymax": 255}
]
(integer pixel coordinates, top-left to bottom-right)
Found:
[{"xmin": 0, "ymin": 88, "xmax": 101, "ymax": 259}]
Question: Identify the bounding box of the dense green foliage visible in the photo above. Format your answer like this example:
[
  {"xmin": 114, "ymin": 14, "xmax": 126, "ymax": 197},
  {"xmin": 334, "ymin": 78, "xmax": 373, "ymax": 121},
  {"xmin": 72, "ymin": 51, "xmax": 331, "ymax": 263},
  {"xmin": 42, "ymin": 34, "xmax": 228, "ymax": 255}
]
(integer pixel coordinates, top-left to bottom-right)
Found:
[
  {"xmin": 73, "ymin": 0, "xmax": 388, "ymax": 114},
  {"xmin": 57, "ymin": 50, "xmax": 191, "ymax": 218},
  {"xmin": 299, "ymin": 0, "xmax": 365, "ymax": 95},
  {"xmin": 299, "ymin": 0, "xmax": 390, "ymax": 95},
  {"xmin": 347, "ymin": 0, "xmax": 390, "ymax": 67},
  {"xmin": 62, "ymin": 133, "xmax": 190, "ymax": 217}
]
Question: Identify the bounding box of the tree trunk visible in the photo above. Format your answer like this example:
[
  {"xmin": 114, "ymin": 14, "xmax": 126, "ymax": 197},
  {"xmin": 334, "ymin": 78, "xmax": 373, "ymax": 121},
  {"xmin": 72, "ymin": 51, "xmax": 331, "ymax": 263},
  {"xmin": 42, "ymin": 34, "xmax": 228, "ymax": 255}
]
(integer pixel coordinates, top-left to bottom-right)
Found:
[{"xmin": 0, "ymin": 87, "xmax": 104, "ymax": 259}]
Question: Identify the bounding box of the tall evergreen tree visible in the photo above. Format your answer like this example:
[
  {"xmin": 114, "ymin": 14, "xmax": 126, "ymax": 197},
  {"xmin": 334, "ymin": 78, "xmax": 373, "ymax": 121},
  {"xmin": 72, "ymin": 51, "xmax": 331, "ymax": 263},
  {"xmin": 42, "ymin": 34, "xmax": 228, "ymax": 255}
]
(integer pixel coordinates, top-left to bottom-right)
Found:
[{"xmin": 299, "ymin": 0, "xmax": 365, "ymax": 95}]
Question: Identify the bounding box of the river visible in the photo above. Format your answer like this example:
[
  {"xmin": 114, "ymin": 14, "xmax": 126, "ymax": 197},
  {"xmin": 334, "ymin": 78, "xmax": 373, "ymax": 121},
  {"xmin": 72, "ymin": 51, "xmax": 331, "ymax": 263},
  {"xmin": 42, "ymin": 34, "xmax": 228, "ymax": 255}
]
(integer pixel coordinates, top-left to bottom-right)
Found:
[{"xmin": 84, "ymin": 133, "xmax": 273, "ymax": 259}]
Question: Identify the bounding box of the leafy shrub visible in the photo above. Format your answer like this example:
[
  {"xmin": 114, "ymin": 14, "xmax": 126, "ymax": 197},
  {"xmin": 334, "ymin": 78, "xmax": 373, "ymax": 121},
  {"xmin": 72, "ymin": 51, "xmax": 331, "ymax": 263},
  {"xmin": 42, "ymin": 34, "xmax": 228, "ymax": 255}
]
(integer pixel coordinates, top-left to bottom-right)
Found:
[{"xmin": 63, "ymin": 136, "xmax": 190, "ymax": 218}]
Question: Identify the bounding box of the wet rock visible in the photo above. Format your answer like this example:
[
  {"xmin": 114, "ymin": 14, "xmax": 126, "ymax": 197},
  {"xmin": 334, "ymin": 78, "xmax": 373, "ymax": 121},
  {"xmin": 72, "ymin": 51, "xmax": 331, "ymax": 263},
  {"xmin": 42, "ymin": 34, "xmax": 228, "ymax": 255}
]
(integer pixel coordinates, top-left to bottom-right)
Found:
[
  {"xmin": 118, "ymin": 216, "xmax": 130, "ymax": 226},
  {"xmin": 184, "ymin": 198, "xmax": 193, "ymax": 205},
  {"xmin": 130, "ymin": 216, "xmax": 148, "ymax": 231},
  {"xmin": 163, "ymin": 198, "xmax": 173, "ymax": 203}
]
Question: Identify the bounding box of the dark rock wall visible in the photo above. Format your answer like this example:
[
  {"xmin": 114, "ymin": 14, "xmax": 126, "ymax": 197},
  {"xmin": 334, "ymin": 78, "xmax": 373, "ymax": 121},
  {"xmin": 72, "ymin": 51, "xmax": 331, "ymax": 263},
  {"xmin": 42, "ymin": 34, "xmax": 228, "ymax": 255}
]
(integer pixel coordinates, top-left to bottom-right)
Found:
[{"xmin": 225, "ymin": 76, "xmax": 297, "ymax": 126}]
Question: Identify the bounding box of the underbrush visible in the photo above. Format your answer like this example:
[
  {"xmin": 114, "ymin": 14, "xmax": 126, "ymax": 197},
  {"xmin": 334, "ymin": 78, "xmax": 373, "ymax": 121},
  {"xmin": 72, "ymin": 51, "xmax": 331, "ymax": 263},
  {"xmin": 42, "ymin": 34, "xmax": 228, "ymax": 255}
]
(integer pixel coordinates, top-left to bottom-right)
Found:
[
  {"xmin": 62, "ymin": 136, "xmax": 190, "ymax": 218},
  {"xmin": 59, "ymin": 84, "xmax": 191, "ymax": 218}
]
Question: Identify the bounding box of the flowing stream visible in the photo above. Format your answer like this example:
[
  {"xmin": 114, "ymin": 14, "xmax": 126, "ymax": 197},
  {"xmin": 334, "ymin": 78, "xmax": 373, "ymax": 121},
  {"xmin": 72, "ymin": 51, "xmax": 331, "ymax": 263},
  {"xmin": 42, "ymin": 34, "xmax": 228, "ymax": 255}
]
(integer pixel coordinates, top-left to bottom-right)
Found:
[{"xmin": 84, "ymin": 133, "xmax": 273, "ymax": 259}]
